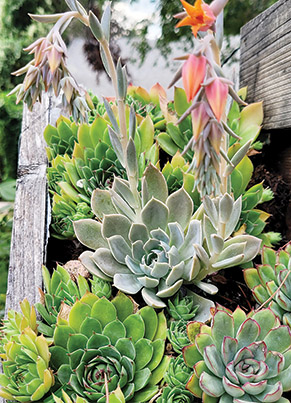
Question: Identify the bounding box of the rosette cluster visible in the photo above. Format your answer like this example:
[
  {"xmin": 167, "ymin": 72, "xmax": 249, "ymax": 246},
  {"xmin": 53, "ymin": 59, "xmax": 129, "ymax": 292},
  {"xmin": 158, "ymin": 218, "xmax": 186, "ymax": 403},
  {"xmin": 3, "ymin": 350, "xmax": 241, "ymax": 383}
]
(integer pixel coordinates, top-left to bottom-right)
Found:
[
  {"xmin": 183, "ymin": 307, "xmax": 291, "ymax": 402},
  {"xmin": 244, "ymin": 243, "xmax": 291, "ymax": 326}
]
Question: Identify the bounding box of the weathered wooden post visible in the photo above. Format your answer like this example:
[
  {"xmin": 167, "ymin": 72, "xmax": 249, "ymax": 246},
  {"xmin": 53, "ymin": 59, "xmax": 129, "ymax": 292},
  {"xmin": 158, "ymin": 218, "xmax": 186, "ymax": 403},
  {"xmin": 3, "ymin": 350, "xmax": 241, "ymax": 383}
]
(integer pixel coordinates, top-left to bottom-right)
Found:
[
  {"xmin": 0, "ymin": 95, "xmax": 60, "ymax": 403},
  {"xmin": 240, "ymin": 0, "xmax": 291, "ymax": 238}
]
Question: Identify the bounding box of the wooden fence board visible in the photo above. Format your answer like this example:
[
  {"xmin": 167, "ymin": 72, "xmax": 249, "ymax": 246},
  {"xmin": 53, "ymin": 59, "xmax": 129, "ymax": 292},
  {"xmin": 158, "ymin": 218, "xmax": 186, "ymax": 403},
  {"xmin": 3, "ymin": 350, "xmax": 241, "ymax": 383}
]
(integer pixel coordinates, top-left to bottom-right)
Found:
[
  {"xmin": 0, "ymin": 95, "xmax": 59, "ymax": 403},
  {"xmin": 239, "ymin": 0, "xmax": 291, "ymax": 131}
]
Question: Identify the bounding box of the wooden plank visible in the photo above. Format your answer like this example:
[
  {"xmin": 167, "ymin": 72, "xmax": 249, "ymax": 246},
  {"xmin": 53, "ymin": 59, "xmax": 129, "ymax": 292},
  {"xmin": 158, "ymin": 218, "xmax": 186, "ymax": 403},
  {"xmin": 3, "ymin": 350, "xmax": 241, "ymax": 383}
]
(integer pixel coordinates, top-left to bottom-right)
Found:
[
  {"xmin": 0, "ymin": 95, "xmax": 59, "ymax": 403},
  {"xmin": 5, "ymin": 97, "xmax": 50, "ymax": 315},
  {"xmin": 239, "ymin": 0, "xmax": 291, "ymax": 131}
]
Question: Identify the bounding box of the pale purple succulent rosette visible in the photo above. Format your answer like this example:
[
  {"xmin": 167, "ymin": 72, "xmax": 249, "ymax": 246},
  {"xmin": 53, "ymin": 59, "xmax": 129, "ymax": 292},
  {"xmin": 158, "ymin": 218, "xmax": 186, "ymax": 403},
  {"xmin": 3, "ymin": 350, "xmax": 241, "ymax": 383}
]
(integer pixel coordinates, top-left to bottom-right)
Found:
[{"xmin": 183, "ymin": 307, "xmax": 291, "ymax": 403}]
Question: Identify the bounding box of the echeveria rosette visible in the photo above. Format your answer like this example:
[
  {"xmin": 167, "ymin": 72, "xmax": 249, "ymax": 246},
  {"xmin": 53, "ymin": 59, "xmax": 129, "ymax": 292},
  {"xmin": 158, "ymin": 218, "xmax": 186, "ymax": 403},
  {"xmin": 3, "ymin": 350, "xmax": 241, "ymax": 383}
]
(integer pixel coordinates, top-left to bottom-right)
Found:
[
  {"xmin": 244, "ymin": 243, "xmax": 291, "ymax": 326},
  {"xmin": 0, "ymin": 326, "xmax": 54, "ymax": 402},
  {"xmin": 183, "ymin": 306, "xmax": 291, "ymax": 403},
  {"xmin": 51, "ymin": 292, "xmax": 169, "ymax": 402},
  {"xmin": 75, "ymin": 165, "xmax": 260, "ymax": 309},
  {"xmin": 157, "ymin": 354, "xmax": 194, "ymax": 402},
  {"xmin": 74, "ymin": 163, "xmax": 202, "ymax": 308}
]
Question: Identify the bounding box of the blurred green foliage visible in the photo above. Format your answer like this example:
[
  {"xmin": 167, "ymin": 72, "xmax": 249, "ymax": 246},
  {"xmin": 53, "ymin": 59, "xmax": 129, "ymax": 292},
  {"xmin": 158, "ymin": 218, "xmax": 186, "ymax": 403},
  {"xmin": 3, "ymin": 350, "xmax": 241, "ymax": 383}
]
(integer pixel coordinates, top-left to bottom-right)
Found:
[
  {"xmin": 0, "ymin": 93, "xmax": 22, "ymax": 181},
  {"xmin": 0, "ymin": 200, "xmax": 14, "ymax": 318}
]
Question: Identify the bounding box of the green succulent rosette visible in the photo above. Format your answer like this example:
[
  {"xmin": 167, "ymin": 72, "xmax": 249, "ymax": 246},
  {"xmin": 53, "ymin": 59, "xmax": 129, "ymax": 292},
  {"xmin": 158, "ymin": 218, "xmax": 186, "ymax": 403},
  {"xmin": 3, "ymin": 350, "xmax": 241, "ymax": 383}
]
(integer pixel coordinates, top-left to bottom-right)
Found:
[
  {"xmin": 0, "ymin": 299, "xmax": 37, "ymax": 353},
  {"xmin": 244, "ymin": 243, "xmax": 291, "ymax": 326},
  {"xmin": 168, "ymin": 320, "xmax": 190, "ymax": 354},
  {"xmin": 50, "ymin": 292, "xmax": 170, "ymax": 402},
  {"xmin": 90, "ymin": 276, "xmax": 112, "ymax": 298},
  {"xmin": 157, "ymin": 354, "xmax": 194, "ymax": 403},
  {"xmin": 0, "ymin": 326, "xmax": 54, "ymax": 402},
  {"xmin": 183, "ymin": 306, "xmax": 291, "ymax": 402},
  {"xmin": 35, "ymin": 265, "xmax": 92, "ymax": 337},
  {"xmin": 167, "ymin": 290, "xmax": 199, "ymax": 321}
]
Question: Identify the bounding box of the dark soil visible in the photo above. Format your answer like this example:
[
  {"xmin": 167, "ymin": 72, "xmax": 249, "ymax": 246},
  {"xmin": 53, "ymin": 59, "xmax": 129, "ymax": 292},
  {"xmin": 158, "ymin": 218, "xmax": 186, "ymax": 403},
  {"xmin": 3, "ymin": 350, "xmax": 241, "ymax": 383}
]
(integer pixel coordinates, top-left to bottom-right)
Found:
[{"xmin": 248, "ymin": 130, "xmax": 291, "ymax": 244}]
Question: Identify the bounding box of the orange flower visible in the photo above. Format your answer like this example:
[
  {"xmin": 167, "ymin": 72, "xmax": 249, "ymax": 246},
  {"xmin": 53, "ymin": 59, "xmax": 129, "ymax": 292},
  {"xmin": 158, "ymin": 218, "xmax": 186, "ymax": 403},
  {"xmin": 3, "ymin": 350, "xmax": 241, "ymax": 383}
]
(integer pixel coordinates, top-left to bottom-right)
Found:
[
  {"xmin": 182, "ymin": 54, "xmax": 207, "ymax": 102},
  {"xmin": 176, "ymin": 0, "xmax": 216, "ymax": 37}
]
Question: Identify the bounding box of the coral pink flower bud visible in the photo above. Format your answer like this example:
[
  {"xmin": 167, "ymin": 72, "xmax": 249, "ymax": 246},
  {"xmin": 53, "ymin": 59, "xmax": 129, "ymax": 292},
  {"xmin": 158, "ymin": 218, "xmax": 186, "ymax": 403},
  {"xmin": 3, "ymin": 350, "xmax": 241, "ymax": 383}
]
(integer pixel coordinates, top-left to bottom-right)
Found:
[
  {"xmin": 191, "ymin": 102, "xmax": 210, "ymax": 140},
  {"xmin": 182, "ymin": 54, "xmax": 207, "ymax": 103},
  {"xmin": 205, "ymin": 78, "xmax": 228, "ymax": 122},
  {"xmin": 150, "ymin": 83, "xmax": 167, "ymax": 105}
]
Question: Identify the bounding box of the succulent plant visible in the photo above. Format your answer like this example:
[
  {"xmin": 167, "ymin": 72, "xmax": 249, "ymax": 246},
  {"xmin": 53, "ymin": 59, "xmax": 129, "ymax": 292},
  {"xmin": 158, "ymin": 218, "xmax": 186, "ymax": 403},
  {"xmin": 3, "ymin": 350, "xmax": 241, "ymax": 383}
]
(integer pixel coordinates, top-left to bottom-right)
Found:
[
  {"xmin": 244, "ymin": 243, "xmax": 291, "ymax": 326},
  {"xmin": 183, "ymin": 306, "xmax": 291, "ymax": 402},
  {"xmin": 167, "ymin": 290, "xmax": 199, "ymax": 321},
  {"xmin": 168, "ymin": 320, "xmax": 190, "ymax": 354},
  {"xmin": 157, "ymin": 386, "xmax": 194, "ymax": 403},
  {"xmin": 50, "ymin": 292, "xmax": 169, "ymax": 402},
  {"xmin": 157, "ymin": 355, "xmax": 194, "ymax": 402},
  {"xmin": 46, "ymin": 102, "xmax": 160, "ymax": 239},
  {"xmin": 90, "ymin": 276, "xmax": 112, "ymax": 298},
  {"xmin": 74, "ymin": 163, "xmax": 200, "ymax": 308},
  {"xmin": 44, "ymin": 116, "xmax": 78, "ymax": 161},
  {"xmin": 162, "ymin": 152, "xmax": 200, "ymax": 208},
  {"xmin": 53, "ymin": 390, "xmax": 88, "ymax": 403},
  {"xmin": 0, "ymin": 301, "xmax": 54, "ymax": 402},
  {"xmin": 0, "ymin": 298, "xmax": 37, "ymax": 352},
  {"xmin": 75, "ymin": 165, "xmax": 260, "ymax": 308},
  {"xmin": 192, "ymin": 193, "xmax": 261, "ymax": 283},
  {"xmin": 51, "ymin": 198, "xmax": 94, "ymax": 240},
  {"xmin": 53, "ymin": 388, "xmax": 126, "ymax": 403},
  {"xmin": 35, "ymin": 265, "xmax": 92, "ymax": 337}
]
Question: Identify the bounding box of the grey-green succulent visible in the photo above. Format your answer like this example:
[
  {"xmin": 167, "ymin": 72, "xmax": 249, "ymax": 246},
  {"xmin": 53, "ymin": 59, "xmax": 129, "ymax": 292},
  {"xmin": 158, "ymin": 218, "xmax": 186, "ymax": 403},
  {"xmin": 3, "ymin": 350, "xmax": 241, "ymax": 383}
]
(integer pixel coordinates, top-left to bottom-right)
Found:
[
  {"xmin": 193, "ymin": 193, "xmax": 262, "ymax": 283},
  {"xmin": 183, "ymin": 307, "xmax": 291, "ymax": 402},
  {"xmin": 75, "ymin": 166, "xmax": 261, "ymax": 308}
]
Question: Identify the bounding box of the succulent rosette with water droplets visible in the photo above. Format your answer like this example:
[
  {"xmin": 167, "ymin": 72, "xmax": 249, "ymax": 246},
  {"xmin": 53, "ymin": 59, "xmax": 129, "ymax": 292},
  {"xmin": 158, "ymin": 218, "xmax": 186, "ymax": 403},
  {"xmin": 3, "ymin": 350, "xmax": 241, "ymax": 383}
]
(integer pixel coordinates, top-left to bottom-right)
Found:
[
  {"xmin": 183, "ymin": 306, "xmax": 291, "ymax": 402},
  {"xmin": 50, "ymin": 292, "xmax": 169, "ymax": 402},
  {"xmin": 244, "ymin": 243, "xmax": 291, "ymax": 326}
]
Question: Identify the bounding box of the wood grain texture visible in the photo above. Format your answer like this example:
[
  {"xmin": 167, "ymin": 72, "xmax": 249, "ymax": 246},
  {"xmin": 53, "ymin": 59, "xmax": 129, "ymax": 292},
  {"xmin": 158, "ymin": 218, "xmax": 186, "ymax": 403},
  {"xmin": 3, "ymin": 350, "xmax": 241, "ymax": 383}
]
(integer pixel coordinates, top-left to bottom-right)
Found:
[
  {"xmin": 5, "ymin": 97, "xmax": 51, "ymax": 316},
  {"xmin": 239, "ymin": 0, "xmax": 291, "ymax": 130},
  {"xmin": 0, "ymin": 95, "xmax": 59, "ymax": 403}
]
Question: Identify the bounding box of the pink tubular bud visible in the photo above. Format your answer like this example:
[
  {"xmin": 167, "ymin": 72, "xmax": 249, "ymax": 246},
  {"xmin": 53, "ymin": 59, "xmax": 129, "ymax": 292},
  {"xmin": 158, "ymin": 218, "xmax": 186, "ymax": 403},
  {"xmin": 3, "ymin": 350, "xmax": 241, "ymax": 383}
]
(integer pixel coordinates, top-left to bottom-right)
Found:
[
  {"xmin": 182, "ymin": 54, "xmax": 207, "ymax": 103},
  {"xmin": 205, "ymin": 78, "xmax": 228, "ymax": 122}
]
